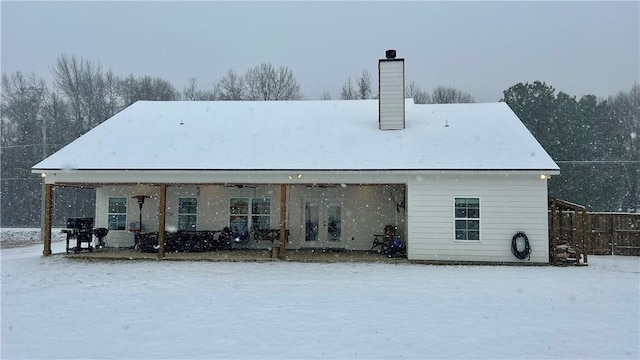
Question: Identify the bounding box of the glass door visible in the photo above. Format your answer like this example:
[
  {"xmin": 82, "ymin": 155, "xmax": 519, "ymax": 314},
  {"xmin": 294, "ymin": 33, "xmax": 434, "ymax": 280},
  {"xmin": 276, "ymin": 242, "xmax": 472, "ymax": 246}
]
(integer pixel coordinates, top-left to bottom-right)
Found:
[
  {"xmin": 326, "ymin": 203, "xmax": 342, "ymax": 242},
  {"xmin": 305, "ymin": 201, "xmax": 319, "ymax": 242},
  {"xmin": 304, "ymin": 200, "xmax": 343, "ymax": 248}
]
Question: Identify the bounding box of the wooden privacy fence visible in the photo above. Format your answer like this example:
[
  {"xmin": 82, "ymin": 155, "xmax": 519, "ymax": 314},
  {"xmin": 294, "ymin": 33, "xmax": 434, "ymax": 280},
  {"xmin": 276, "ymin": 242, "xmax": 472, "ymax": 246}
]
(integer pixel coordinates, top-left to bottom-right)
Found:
[
  {"xmin": 548, "ymin": 198, "xmax": 640, "ymax": 266},
  {"xmin": 588, "ymin": 212, "xmax": 640, "ymax": 256}
]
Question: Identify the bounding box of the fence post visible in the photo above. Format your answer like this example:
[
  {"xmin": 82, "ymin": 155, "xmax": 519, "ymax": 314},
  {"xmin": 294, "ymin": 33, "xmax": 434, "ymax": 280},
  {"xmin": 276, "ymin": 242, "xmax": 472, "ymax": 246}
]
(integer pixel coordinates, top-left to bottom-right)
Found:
[
  {"xmin": 582, "ymin": 209, "xmax": 588, "ymax": 264},
  {"xmin": 610, "ymin": 213, "xmax": 615, "ymax": 255}
]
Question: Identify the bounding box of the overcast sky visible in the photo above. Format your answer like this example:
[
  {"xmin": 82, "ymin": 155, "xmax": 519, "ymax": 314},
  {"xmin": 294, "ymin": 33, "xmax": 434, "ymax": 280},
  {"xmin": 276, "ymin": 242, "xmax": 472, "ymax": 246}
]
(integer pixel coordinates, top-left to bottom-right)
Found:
[{"xmin": 2, "ymin": 1, "xmax": 638, "ymax": 102}]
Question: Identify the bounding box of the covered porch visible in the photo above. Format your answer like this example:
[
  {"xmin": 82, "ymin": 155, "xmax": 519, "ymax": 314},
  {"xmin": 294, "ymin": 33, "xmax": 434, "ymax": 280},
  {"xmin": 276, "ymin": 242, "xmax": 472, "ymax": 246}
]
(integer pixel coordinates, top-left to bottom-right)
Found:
[{"xmin": 41, "ymin": 172, "xmax": 408, "ymax": 260}]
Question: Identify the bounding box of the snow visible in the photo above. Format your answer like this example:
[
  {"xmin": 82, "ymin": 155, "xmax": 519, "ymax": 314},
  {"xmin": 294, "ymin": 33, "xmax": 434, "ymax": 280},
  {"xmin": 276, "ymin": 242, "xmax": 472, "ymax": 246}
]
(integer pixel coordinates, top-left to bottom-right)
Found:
[
  {"xmin": 2, "ymin": 231, "xmax": 638, "ymax": 359},
  {"xmin": 32, "ymin": 100, "xmax": 559, "ymax": 172},
  {"xmin": 0, "ymin": 228, "xmax": 65, "ymax": 249}
]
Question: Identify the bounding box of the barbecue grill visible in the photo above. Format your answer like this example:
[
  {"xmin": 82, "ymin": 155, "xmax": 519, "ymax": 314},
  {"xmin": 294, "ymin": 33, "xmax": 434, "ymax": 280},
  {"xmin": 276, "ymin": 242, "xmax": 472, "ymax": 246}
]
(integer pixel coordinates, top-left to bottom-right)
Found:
[
  {"xmin": 62, "ymin": 217, "xmax": 94, "ymax": 253},
  {"xmin": 93, "ymin": 227, "xmax": 109, "ymax": 249}
]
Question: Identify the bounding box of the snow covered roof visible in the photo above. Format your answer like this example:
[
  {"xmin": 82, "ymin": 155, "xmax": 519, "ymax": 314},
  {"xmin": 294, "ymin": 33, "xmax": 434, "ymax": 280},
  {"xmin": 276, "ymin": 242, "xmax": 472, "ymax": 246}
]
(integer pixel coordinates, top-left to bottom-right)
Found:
[{"xmin": 33, "ymin": 99, "xmax": 559, "ymax": 172}]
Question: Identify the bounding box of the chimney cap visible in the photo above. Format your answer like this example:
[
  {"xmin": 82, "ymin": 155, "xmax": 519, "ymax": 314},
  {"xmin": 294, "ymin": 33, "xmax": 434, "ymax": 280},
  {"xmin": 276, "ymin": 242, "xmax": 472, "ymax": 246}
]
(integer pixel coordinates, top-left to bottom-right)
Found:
[{"xmin": 385, "ymin": 49, "xmax": 397, "ymax": 59}]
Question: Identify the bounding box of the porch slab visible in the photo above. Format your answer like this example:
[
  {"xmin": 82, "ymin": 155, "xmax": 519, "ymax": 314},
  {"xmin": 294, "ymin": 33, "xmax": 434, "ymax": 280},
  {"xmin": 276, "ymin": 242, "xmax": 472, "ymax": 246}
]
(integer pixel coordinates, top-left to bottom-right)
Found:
[{"xmin": 64, "ymin": 248, "xmax": 407, "ymax": 263}]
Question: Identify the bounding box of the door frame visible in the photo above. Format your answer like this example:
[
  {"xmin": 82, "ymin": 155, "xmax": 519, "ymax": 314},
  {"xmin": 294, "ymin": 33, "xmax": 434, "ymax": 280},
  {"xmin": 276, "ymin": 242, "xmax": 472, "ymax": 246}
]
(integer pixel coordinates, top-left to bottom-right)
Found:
[{"xmin": 302, "ymin": 197, "xmax": 344, "ymax": 249}]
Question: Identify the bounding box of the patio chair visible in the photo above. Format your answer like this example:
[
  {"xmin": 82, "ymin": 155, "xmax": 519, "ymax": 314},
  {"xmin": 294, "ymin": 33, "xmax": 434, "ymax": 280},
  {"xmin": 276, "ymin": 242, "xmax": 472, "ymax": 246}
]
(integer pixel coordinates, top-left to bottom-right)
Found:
[{"xmin": 371, "ymin": 225, "xmax": 396, "ymax": 252}]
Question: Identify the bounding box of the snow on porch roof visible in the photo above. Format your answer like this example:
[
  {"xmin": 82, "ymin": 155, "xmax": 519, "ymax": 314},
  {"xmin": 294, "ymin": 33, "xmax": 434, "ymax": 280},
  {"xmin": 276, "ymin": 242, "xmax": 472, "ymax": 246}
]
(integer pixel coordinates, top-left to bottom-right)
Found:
[{"xmin": 32, "ymin": 99, "xmax": 559, "ymax": 172}]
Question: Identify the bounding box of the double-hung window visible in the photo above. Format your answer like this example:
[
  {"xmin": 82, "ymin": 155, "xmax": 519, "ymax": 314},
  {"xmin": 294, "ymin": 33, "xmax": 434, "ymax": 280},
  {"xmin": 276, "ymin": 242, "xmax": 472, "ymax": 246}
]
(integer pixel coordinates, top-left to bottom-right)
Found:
[
  {"xmin": 454, "ymin": 197, "xmax": 480, "ymax": 241},
  {"xmin": 108, "ymin": 197, "xmax": 127, "ymax": 230},
  {"xmin": 178, "ymin": 197, "xmax": 197, "ymax": 231},
  {"xmin": 251, "ymin": 198, "xmax": 271, "ymax": 231},
  {"xmin": 229, "ymin": 197, "xmax": 271, "ymax": 233}
]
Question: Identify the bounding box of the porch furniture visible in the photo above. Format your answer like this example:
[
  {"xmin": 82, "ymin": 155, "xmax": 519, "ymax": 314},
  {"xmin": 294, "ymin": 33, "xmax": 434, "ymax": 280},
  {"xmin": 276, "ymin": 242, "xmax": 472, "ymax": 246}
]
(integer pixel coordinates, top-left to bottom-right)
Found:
[
  {"xmin": 175, "ymin": 230, "xmax": 223, "ymax": 252},
  {"xmin": 136, "ymin": 228, "xmax": 291, "ymax": 253},
  {"xmin": 138, "ymin": 230, "xmax": 226, "ymax": 253},
  {"xmin": 218, "ymin": 227, "xmax": 250, "ymax": 250},
  {"xmin": 370, "ymin": 225, "xmax": 396, "ymax": 252},
  {"xmin": 386, "ymin": 234, "xmax": 406, "ymax": 258},
  {"xmin": 253, "ymin": 228, "xmax": 289, "ymax": 243}
]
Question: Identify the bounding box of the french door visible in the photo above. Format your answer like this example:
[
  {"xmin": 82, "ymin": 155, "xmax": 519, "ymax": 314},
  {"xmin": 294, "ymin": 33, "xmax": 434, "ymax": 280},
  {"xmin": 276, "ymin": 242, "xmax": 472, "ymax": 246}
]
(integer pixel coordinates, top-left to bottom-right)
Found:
[{"xmin": 304, "ymin": 199, "xmax": 343, "ymax": 248}]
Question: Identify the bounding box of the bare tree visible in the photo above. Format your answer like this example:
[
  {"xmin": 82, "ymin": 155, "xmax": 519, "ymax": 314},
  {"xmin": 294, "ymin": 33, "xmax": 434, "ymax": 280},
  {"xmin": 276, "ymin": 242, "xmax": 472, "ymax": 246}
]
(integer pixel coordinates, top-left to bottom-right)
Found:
[
  {"xmin": 340, "ymin": 69, "xmax": 372, "ymax": 100},
  {"xmin": 213, "ymin": 69, "xmax": 244, "ymax": 100},
  {"xmin": 213, "ymin": 64, "xmax": 302, "ymax": 101},
  {"xmin": 340, "ymin": 77, "xmax": 356, "ymax": 100},
  {"xmin": 101, "ymin": 70, "xmax": 121, "ymax": 118},
  {"xmin": 183, "ymin": 78, "xmax": 216, "ymax": 101},
  {"xmin": 120, "ymin": 74, "xmax": 178, "ymax": 106},
  {"xmin": 431, "ymin": 85, "xmax": 475, "ymax": 104},
  {"xmin": 405, "ymin": 81, "xmax": 430, "ymax": 104},
  {"xmin": 183, "ymin": 77, "xmax": 198, "ymax": 100},
  {"xmin": 51, "ymin": 54, "xmax": 85, "ymax": 129},
  {"xmin": 51, "ymin": 54, "xmax": 121, "ymax": 133},
  {"xmin": 356, "ymin": 69, "xmax": 372, "ymax": 100},
  {"xmin": 41, "ymin": 91, "xmax": 72, "ymax": 153},
  {"xmin": 243, "ymin": 63, "xmax": 303, "ymax": 101},
  {"xmin": 320, "ymin": 91, "xmax": 332, "ymax": 100},
  {"xmin": 0, "ymin": 72, "xmax": 48, "ymax": 226},
  {"xmin": 1, "ymin": 72, "xmax": 46, "ymax": 148}
]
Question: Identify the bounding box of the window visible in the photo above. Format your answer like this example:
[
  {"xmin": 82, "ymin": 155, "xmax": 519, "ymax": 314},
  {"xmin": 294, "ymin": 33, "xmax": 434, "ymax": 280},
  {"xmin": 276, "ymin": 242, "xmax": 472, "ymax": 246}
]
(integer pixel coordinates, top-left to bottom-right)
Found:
[
  {"xmin": 178, "ymin": 197, "xmax": 197, "ymax": 231},
  {"xmin": 251, "ymin": 198, "xmax": 271, "ymax": 231},
  {"xmin": 229, "ymin": 197, "xmax": 271, "ymax": 233},
  {"xmin": 108, "ymin": 197, "xmax": 127, "ymax": 230},
  {"xmin": 454, "ymin": 197, "xmax": 480, "ymax": 241}
]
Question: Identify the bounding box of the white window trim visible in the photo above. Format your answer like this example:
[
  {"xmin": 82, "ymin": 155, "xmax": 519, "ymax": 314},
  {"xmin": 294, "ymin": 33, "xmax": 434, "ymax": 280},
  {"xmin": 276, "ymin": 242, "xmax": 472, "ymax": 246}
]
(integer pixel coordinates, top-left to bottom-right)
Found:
[
  {"xmin": 229, "ymin": 197, "xmax": 272, "ymax": 232},
  {"xmin": 107, "ymin": 196, "xmax": 127, "ymax": 231},
  {"xmin": 453, "ymin": 196, "xmax": 481, "ymax": 242}
]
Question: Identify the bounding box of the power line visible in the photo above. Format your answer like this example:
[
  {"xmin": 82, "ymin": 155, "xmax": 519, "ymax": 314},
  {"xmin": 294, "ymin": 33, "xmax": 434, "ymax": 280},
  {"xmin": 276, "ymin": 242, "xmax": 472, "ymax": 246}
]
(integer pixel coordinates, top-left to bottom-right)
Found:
[
  {"xmin": 555, "ymin": 160, "xmax": 640, "ymax": 164},
  {"xmin": 1, "ymin": 144, "xmax": 63, "ymax": 149}
]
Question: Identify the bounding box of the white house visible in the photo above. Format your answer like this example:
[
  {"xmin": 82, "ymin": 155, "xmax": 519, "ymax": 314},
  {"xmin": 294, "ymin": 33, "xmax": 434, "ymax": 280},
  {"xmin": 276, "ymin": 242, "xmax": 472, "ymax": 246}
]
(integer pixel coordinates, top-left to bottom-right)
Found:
[{"xmin": 33, "ymin": 51, "xmax": 559, "ymax": 263}]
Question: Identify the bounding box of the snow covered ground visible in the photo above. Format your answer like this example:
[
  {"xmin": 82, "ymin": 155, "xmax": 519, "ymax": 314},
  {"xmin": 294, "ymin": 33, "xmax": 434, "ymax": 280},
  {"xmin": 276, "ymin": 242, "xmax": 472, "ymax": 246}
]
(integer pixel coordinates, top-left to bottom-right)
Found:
[{"xmin": 1, "ymin": 229, "xmax": 638, "ymax": 359}]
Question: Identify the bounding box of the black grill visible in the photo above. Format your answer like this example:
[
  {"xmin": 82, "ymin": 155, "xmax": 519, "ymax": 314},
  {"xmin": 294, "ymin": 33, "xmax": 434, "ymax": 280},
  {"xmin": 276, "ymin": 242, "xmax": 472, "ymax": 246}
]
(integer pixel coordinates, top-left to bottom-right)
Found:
[
  {"xmin": 66, "ymin": 217, "xmax": 94, "ymax": 230},
  {"xmin": 63, "ymin": 217, "xmax": 95, "ymax": 253}
]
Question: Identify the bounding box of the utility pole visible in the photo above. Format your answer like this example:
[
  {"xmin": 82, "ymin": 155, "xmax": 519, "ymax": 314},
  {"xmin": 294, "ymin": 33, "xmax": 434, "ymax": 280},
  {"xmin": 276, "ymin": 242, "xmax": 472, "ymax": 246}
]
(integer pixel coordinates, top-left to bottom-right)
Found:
[{"xmin": 40, "ymin": 107, "xmax": 48, "ymax": 247}]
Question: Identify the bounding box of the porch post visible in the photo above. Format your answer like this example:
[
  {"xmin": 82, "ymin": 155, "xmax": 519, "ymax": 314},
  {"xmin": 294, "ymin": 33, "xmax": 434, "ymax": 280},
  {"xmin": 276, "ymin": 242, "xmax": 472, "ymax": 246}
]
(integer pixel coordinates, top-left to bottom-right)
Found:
[
  {"xmin": 582, "ymin": 209, "xmax": 589, "ymax": 264},
  {"xmin": 157, "ymin": 184, "xmax": 167, "ymax": 259},
  {"xmin": 42, "ymin": 184, "xmax": 53, "ymax": 256},
  {"xmin": 278, "ymin": 184, "xmax": 287, "ymax": 258}
]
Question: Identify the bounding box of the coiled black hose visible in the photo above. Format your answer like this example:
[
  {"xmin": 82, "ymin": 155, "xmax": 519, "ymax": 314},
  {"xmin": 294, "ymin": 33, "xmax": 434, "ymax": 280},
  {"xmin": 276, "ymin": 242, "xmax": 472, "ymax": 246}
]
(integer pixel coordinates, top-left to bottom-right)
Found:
[{"xmin": 511, "ymin": 232, "xmax": 531, "ymax": 260}]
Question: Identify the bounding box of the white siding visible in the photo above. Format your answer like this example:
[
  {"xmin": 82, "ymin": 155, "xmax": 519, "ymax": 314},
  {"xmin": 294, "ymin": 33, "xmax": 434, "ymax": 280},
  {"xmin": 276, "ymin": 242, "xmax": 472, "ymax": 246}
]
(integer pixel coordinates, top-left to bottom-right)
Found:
[
  {"xmin": 407, "ymin": 173, "xmax": 550, "ymax": 263},
  {"xmin": 378, "ymin": 59, "xmax": 405, "ymax": 130},
  {"xmin": 96, "ymin": 185, "xmax": 160, "ymax": 248}
]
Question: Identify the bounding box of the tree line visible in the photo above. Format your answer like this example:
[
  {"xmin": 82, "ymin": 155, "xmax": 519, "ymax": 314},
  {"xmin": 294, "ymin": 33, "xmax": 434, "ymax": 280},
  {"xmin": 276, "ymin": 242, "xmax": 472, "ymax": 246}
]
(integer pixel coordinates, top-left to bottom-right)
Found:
[
  {"xmin": 502, "ymin": 81, "xmax": 639, "ymax": 212},
  {"xmin": 334, "ymin": 68, "xmax": 475, "ymax": 103},
  {"xmin": 1, "ymin": 54, "xmax": 637, "ymax": 226}
]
